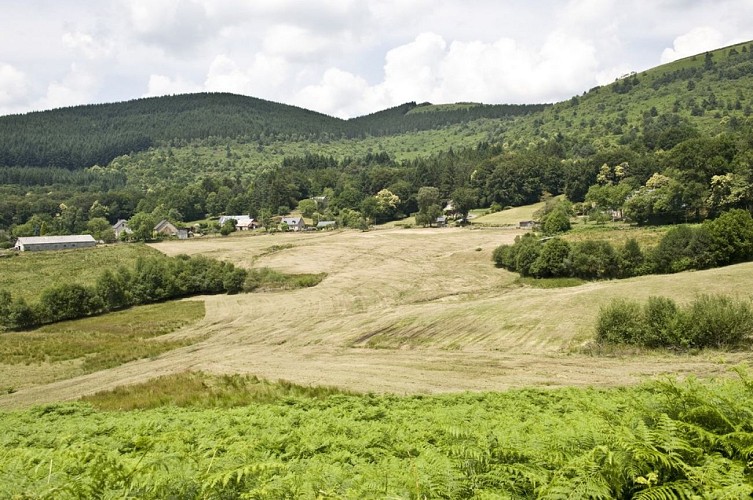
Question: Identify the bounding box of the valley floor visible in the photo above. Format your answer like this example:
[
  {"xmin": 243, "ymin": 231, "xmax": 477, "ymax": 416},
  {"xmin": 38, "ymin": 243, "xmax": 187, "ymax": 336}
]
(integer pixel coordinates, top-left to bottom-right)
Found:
[{"xmin": 2, "ymin": 227, "xmax": 752, "ymax": 408}]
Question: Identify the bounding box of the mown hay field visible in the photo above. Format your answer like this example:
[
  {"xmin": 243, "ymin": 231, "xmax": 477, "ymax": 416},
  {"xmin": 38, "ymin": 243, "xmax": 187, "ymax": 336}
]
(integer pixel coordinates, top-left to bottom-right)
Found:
[{"xmin": 2, "ymin": 226, "xmax": 753, "ymax": 408}]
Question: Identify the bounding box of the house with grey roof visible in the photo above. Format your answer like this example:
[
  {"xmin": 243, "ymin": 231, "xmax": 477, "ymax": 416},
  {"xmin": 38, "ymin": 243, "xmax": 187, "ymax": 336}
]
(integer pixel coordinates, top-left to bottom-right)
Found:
[
  {"xmin": 112, "ymin": 219, "xmax": 132, "ymax": 239},
  {"xmin": 14, "ymin": 235, "xmax": 96, "ymax": 252},
  {"xmin": 280, "ymin": 216, "xmax": 305, "ymax": 231}
]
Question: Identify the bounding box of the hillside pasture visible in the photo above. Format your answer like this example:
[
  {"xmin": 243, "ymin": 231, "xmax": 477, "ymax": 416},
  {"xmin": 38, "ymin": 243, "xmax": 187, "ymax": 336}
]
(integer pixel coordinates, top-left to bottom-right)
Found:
[
  {"xmin": 0, "ymin": 244, "xmax": 162, "ymax": 303},
  {"xmin": 2, "ymin": 227, "xmax": 753, "ymax": 408},
  {"xmin": 471, "ymin": 200, "xmax": 546, "ymax": 226}
]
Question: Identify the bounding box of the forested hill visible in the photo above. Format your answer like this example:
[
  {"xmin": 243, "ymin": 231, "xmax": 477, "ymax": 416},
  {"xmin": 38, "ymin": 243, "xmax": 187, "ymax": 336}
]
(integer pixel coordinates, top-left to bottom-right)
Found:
[
  {"xmin": 0, "ymin": 93, "xmax": 347, "ymax": 170},
  {"xmin": 347, "ymin": 101, "xmax": 547, "ymax": 136},
  {"xmin": 0, "ymin": 93, "xmax": 542, "ymax": 171}
]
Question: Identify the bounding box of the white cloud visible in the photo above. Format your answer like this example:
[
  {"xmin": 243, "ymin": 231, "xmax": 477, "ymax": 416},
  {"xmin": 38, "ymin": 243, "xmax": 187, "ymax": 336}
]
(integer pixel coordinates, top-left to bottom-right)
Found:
[
  {"xmin": 660, "ymin": 26, "xmax": 725, "ymax": 64},
  {"xmin": 297, "ymin": 31, "xmax": 602, "ymax": 117},
  {"xmin": 262, "ymin": 25, "xmax": 334, "ymax": 61},
  {"xmin": 0, "ymin": 63, "xmax": 28, "ymax": 108},
  {"xmin": 204, "ymin": 53, "xmax": 290, "ymax": 100},
  {"xmin": 294, "ymin": 68, "xmax": 371, "ymax": 118},
  {"xmin": 34, "ymin": 64, "xmax": 100, "ymax": 111},
  {"xmin": 62, "ymin": 31, "xmax": 112, "ymax": 59},
  {"xmin": 145, "ymin": 74, "xmax": 202, "ymax": 97}
]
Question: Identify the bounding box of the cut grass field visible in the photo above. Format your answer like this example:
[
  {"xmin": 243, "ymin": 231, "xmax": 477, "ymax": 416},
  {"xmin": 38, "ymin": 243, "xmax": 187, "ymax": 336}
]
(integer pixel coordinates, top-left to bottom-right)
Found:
[
  {"xmin": 2, "ymin": 225, "xmax": 753, "ymax": 408},
  {"xmin": 0, "ymin": 243, "xmax": 163, "ymax": 303}
]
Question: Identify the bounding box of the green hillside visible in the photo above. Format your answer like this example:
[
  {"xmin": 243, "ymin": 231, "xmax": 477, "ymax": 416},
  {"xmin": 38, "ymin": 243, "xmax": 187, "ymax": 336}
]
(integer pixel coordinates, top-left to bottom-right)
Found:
[
  {"xmin": 2, "ymin": 40, "xmax": 753, "ymax": 236},
  {"xmin": 0, "ymin": 94, "xmax": 541, "ymax": 172},
  {"xmin": 498, "ymin": 40, "xmax": 753, "ymax": 151}
]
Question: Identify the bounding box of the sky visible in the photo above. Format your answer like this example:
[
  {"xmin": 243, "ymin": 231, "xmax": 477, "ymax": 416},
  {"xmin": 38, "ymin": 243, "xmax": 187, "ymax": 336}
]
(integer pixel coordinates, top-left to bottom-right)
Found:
[{"xmin": 1, "ymin": 0, "xmax": 753, "ymax": 119}]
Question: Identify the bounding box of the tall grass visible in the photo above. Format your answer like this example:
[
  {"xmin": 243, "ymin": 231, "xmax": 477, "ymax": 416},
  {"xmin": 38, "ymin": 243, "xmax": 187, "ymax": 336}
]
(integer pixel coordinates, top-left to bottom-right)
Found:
[
  {"xmin": 82, "ymin": 371, "xmax": 351, "ymax": 411},
  {"xmin": 244, "ymin": 267, "xmax": 326, "ymax": 291},
  {"xmin": 0, "ymin": 301, "xmax": 205, "ymax": 375}
]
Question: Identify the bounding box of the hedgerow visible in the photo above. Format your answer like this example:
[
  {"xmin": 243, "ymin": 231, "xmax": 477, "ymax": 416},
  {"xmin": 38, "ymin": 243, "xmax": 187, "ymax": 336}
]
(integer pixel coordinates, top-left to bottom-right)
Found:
[
  {"xmin": 595, "ymin": 294, "xmax": 753, "ymax": 349},
  {"xmin": 493, "ymin": 209, "xmax": 753, "ymax": 281}
]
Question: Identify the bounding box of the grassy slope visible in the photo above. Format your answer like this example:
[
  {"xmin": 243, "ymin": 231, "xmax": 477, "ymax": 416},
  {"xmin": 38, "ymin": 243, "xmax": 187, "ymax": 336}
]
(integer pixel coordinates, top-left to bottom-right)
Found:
[
  {"xmin": 0, "ymin": 244, "xmax": 162, "ymax": 302},
  {"xmin": 0, "ymin": 300, "xmax": 205, "ymax": 392},
  {"xmin": 2, "ymin": 227, "xmax": 751, "ymax": 409},
  {"xmin": 498, "ymin": 40, "xmax": 753, "ymax": 148}
]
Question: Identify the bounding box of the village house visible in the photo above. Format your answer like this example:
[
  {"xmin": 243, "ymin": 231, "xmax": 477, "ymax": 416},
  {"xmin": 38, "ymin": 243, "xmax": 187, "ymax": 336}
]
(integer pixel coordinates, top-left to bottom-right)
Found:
[
  {"xmin": 112, "ymin": 219, "xmax": 132, "ymax": 239},
  {"xmin": 280, "ymin": 216, "xmax": 305, "ymax": 231},
  {"xmin": 14, "ymin": 234, "xmax": 96, "ymax": 252},
  {"xmin": 154, "ymin": 219, "xmax": 177, "ymax": 236}
]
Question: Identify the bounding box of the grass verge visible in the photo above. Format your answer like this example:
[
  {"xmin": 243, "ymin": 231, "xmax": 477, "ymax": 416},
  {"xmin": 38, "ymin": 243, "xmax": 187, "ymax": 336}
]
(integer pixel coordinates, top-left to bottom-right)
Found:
[{"xmin": 81, "ymin": 371, "xmax": 350, "ymax": 411}]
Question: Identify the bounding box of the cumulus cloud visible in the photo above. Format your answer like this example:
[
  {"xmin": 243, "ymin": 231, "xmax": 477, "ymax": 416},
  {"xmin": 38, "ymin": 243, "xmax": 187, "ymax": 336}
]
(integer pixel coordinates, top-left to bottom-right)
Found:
[
  {"xmin": 62, "ymin": 31, "xmax": 112, "ymax": 59},
  {"xmin": 204, "ymin": 53, "xmax": 290, "ymax": 100},
  {"xmin": 125, "ymin": 0, "xmax": 213, "ymax": 53},
  {"xmin": 296, "ymin": 31, "xmax": 600, "ymax": 117},
  {"xmin": 145, "ymin": 74, "xmax": 203, "ymax": 97},
  {"xmin": 0, "ymin": 63, "xmax": 28, "ymax": 108},
  {"xmin": 33, "ymin": 64, "xmax": 100, "ymax": 111},
  {"xmin": 660, "ymin": 26, "xmax": 725, "ymax": 63}
]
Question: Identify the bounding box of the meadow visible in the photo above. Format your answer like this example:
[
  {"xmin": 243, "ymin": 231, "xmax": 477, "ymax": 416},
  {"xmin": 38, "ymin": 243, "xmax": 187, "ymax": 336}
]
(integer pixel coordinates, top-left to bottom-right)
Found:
[
  {"xmin": 0, "ymin": 301, "xmax": 205, "ymax": 393},
  {"xmin": 0, "ymin": 244, "xmax": 163, "ymax": 303},
  {"xmin": 3, "ymin": 225, "xmax": 753, "ymax": 409}
]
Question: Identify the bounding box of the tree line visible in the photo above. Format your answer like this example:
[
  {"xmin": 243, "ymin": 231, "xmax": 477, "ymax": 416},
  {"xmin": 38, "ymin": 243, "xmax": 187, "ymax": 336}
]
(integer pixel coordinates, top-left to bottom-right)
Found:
[
  {"xmin": 0, "ymin": 254, "xmax": 245, "ymax": 330},
  {"xmin": 493, "ymin": 209, "xmax": 753, "ymax": 280}
]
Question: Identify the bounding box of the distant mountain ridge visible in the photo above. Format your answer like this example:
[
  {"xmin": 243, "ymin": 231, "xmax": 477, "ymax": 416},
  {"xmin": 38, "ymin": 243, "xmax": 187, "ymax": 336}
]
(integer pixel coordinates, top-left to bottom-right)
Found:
[
  {"xmin": 1, "ymin": 39, "xmax": 753, "ymax": 171},
  {"xmin": 0, "ymin": 93, "xmax": 543, "ymax": 171}
]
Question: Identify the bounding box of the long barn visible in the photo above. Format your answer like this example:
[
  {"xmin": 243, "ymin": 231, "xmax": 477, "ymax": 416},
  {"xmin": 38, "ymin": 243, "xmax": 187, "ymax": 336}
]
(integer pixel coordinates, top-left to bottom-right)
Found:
[{"xmin": 13, "ymin": 235, "xmax": 96, "ymax": 252}]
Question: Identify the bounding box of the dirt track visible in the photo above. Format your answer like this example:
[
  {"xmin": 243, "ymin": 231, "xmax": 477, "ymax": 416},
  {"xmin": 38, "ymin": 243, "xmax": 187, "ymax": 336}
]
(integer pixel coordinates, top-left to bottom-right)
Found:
[{"xmin": 2, "ymin": 227, "xmax": 752, "ymax": 408}]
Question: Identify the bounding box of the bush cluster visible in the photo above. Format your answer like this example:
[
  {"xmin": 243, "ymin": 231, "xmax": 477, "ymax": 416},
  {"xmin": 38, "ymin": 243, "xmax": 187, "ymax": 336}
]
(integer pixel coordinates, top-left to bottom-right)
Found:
[
  {"xmin": 492, "ymin": 233, "xmax": 644, "ymax": 279},
  {"xmin": 596, "ymin": 294, "xmax": 753, "ymax": 349},
  {"xmin": 0, "ymin": 255, "xmax": 246, "ymax": 330},
  {"xmin": 493, "ymin": 209, "xmax": 753, "ymax": 280}
]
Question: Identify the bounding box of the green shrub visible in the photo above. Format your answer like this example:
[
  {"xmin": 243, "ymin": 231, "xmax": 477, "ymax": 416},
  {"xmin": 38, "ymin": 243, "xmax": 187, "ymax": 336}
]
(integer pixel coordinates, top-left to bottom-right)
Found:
[
  {"xmin": 531, "ymin": 238, "xmax": 571, "ymax": 278},
  {"xmin": 571, "ymin": 240, "xmax": 618, "ymax": 279},
  {"xmin": 617, "ymin": 238, "xmax": 645, "ymax": 278},
  {"xmin": 705, "ymin": 209, "xmax": 753, "ymax": 265},
  {"xmin": 641, "ymin": 296, "xmax": 682, "ymax": 348},
  {"xmin": 681, "ymin": 294, "xmax": 753, "ymax": 348},
  {"xmin": 595, "ymin": 299, "xmax": 644, "ymax": 345},
  {"xmin": 596, "ymin": 294, "xmax": 753, "ymax": 349}
]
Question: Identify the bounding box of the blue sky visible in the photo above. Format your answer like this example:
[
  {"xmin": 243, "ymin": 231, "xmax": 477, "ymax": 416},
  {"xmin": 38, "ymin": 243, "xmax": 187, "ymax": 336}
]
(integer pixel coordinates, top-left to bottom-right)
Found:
[{"xmin": 1, "ymin": 0, "xmax": 752, "ymax": 118}]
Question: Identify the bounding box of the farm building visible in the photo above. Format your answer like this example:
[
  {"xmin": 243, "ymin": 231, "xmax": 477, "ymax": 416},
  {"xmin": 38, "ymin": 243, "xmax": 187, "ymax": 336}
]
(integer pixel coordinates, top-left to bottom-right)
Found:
[
  {"xmin": 280, "ymin": 217, "xmax": 305, "ymax": 231},
  {"xmin": 316, "ymin": 220, "xmax": 337, "ymax": 230},
  {"xmin": 219, "ymin": 215, "xmax": 257, "ymax": 230},
  {"xmin": 519, "ymin": 220, "xmax": 535, "ymax": 229},
  {"xmin": 112, "ymin": 219, "xmax": 132, "ymax": 239},
  {"xmin": 14, "ymin": 235, "xmax": 96, "ymax": 252},
  {"xmin": 154, "ymin": 219, "xmax": 180, "ymax": 237}
]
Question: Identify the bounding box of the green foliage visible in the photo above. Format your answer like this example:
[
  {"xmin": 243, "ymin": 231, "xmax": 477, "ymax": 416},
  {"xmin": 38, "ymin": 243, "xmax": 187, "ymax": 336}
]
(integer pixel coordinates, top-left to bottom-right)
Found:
[
  {"xmin": 39, "ymin": 283, "xmax": 102, "ymax": 323},
  {"xmin": 542, "ymin": 208, "xmax": 572, "ymax": 234},
  {"xmin": 531, "ymin": 238, "xmax": 572, "ymax": 278},
  {"xmin": 2, "ymin": 372, "xmax": 753, "ymax": 497},
  {"xmin": 219, "ymin": 218, "xmax": 237, "ymax": 236},
  {"xmin": 596, "ymin": 294, "xmax": 753, "ymax": 349},
  {"xmin": 243, "ymin": 268, "xmax": 326, "ymax": 292},
  {"xmin": 495, "ymin": 209, "xmax": 753, "ymax": 282},
  {"xmin": 0, "ymin": 254, "xmax": 245, "ymax": 330}
]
